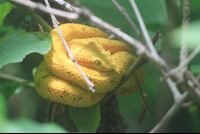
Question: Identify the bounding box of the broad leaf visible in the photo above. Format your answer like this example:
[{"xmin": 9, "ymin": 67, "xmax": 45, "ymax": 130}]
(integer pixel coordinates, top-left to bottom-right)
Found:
[
  {"xmin": 68, "ymin": 104, "xmax": 101, "ymax": 133},
  {"xmin": 0, "ymin": 2, "xmax": 13, "ymax": 27},
  {"xmin": 0, "ymin": 87, "xmax": 67, "ymax": 133},
  {"xmin": 0, "ymin": 32, "xmax": 52, "ymax": 68},
  {"xmin": 0, "ymin": 118, "xmax": 67, "ymax": 133}
]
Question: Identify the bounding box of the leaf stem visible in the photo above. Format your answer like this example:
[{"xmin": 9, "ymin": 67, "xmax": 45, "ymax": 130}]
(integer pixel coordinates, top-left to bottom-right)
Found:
[{"xmin": 0, "ymin": 73, "xmax": 34, "ymax": 88}]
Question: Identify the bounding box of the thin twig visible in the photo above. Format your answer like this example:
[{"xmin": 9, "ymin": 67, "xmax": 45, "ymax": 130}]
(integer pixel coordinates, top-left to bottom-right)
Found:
[
  {"xmin": 160, "ymin": 44, "xmax": 200, "ymax": 81},
  {"xmin": 152, "ymin": 30, "xmax": 162, "ymax": 45},
  {"xmin": 50, "ymin": 0, "xmax": 77, "ymax": 12},
  {"xmin": 184, "ymin": 71, "xmax": 200, "ymax": 98},
  {"xmin": 138, "ymin": 31, "xmax": 162, "ymax": 66},
  {"xmin": 179, "ymin": 0, "xmax": 191, "ymax": 77},
  {"xmin": 184, "ymin": 70, "xmax": 200, "ymax": 92},
  {"xmin": 133, "ymin": 73, "xmax": 154, "ymax": 126},
  {"xmin": 44, "ymin": 0, "xmax": 60, "ymax": 27},
  {"xmin": 44, "ymin": 0, "xmax": 95, "ymax": 92},
  {"xmin": 182, "ymin": 100, "xmax": 195, "ymax": 107},
  {"xmin": 110, "ymin": 0, "xmax": 145, "ymax": 44},
  {"xmin": 10, "ymin": 0, "xmax": 79, "ymax": 20},
  {"xmin": 161, "ymin": 70, "xmax": 181, "ymax": 101},
  {"xmin": 150, "ymin": 91, "xmax": 189, "ymax": 133},
  {"xmin": 0, "ymin": 73, "xmax": 34, "ymax": 87},
  {"xmin": 129, "ymin": 0, "xmax": 158, "ymax": 58}
]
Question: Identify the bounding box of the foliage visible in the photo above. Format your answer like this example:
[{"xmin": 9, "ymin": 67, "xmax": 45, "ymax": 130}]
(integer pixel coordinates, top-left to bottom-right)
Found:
[
  {"xmin": 0, "ymin": 2, "xmax": 12, "ymax": 27},
  {"xmin": 68, "ymin": 104, "xmax": 101, "ymax": 133},
  {"xmin": 0, "ymin": 0, "xmax": 200, "ymax": 133},
  {"xmin": 0, "ymin": 92, "xmax": 67, "ymax": 133},
  {"xmin": 0, "ymin": 32, "xmax": 52, "ymax": 68}
]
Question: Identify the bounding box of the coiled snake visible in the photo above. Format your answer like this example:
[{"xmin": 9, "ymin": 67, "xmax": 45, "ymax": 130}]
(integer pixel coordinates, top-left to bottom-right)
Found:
[{"xmin": 34, "ymin": 23, "xmax": 145, "ymax": 107}]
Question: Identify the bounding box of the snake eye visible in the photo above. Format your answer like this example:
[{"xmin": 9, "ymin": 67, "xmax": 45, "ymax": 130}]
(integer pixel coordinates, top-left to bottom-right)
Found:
[{"xmin": 95, "ymin": 60, "xmax": 101, "ymax": 65}]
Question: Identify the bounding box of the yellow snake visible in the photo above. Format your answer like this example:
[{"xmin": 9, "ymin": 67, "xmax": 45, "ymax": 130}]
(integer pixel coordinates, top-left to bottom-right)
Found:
[{"xmin": 34, "ymin": 23, "xmax": 145, "ymax": 107}]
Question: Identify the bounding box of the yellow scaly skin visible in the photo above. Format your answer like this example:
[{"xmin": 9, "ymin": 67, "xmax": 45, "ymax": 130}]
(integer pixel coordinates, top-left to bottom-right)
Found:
[{"xmin": 34, "ymin": 23, "xmax": 145, "ymax": 107}]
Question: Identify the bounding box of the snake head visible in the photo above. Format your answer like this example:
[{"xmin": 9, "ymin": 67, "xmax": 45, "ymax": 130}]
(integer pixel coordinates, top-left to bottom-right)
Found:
[{"xmin": 69, "ymin": 39, "xmax": 116, "ymax": 71}]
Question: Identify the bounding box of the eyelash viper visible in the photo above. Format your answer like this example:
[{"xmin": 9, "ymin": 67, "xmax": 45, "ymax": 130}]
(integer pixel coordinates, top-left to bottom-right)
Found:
[{"xmin": 34, "ymin": 23, "xmax": 145, "ymax": 107}]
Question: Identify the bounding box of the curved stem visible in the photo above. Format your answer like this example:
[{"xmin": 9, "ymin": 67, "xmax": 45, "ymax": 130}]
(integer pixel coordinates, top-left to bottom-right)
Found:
[{"xmin": 0, "ymin": 73, "xmax": 34, "ymax": 88}]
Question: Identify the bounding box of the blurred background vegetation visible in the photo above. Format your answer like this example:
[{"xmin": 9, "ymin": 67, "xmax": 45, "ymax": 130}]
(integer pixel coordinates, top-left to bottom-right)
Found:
[{"xmin": 0, "ymin": 0, "xmax": 200, "ymax": 132}]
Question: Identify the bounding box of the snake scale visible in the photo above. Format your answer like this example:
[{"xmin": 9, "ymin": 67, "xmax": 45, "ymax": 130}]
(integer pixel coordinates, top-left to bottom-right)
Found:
[{"xmin": 34, "ymin": 23, "xmax": 145, "ymax": 107}]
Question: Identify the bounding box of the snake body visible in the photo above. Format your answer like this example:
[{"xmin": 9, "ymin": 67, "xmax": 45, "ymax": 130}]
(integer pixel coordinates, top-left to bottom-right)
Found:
[{"xmin": 34, "ymin": 23, "xmax": 145, "ymax": 107}]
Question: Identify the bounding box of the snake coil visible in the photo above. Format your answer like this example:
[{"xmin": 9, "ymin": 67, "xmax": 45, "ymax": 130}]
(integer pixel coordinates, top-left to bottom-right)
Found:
[{"xmin": 34, "ymin": 23, "xmax": 145, "ymax": 107}]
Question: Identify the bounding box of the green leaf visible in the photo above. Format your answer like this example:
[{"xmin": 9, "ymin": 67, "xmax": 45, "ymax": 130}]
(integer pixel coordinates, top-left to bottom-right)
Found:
[
  {"xmin": 0, "ymin": 118, "xmax": 68, "ymax": 133},
  {"xmin": 0, "ymin": 32, "xmax": 52, "ymax": 68},
  {"xmin": 0, "ymin": 81, "xmax": 31, "ymax": 100},
  {"xmin": 171, "ymin": 20, "xmax": 200, "ymax": 50},
  {"xmin": 0, "ymin": 2, "xmax": 13, "ymax": 27},
  {"xmin": 190, "ymin": 65, "xmax": 200, "ymax": 74},
  {"xmin": 68, "ymin": 104, "xmax": 101, "ymax": 133}
]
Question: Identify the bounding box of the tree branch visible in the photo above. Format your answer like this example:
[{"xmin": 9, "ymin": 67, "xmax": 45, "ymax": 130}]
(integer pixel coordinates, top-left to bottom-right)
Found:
[
  {"xmin": 160, "ymin": 44, "xmax": 200, "ymax": 81},
  {"xmin": 10, "ymin": 0, "xmax": 79, "ymax": 20},
  {"xmin": 110, "ymin": 0, "xmax": 145, "ymax": 44},
  {"xmin": 179, "ymin": 0, "xmax": 191, "ymax": 78},
  {"xmin": 161, "ymin": 70, "xmax": 181, "ymax": 101},
  {"xmin": 150, "ymin": 91, "xmax": 189, "ymax": 133},
  {"xmin": 129, "ymin": 0, "xmax": 157, "ymax": 56}
]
